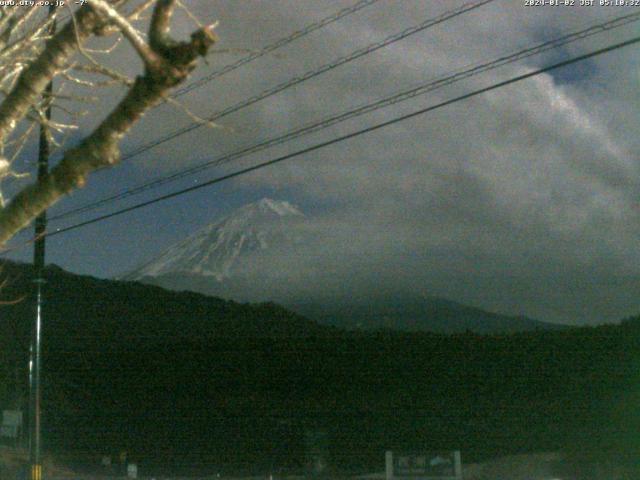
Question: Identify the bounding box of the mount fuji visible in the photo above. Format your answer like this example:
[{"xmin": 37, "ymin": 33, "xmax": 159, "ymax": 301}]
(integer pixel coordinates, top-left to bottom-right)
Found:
[
  {"xmin": 127, "ymin": 198, "xmax": 306, "ymax": 282},
  {"xmin": 125, "ymin": 198, "xmax": 566, "ymax": 334},
  {"xmin": 124, "ymin": 198, "xmax": 318, "ymax": 303}
]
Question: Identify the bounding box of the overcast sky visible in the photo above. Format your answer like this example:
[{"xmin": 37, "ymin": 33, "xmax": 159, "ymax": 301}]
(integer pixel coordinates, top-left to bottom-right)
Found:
[{"xmin": 4, "ymin": 0, "xmax": 640, "ymax": 325}]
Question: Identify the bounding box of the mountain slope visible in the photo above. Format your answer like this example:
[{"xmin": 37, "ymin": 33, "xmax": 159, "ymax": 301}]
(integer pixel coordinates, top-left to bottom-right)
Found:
[
  {"xmin": 126, "ymin": 197, "xmax": 567, "ymax": 334},
  {"xmin": 291, "ymin": 295, "xmax": 566, "ymax": 334},
  {"xmin": 0, "ymin": 260, "xmax": 635, "ymax": 477},
  {"xmin": 0, "ymin": 260, "xmax": 334, "ymax": 355},
  {"xmin": 126, "ymin": 198, "xmax": 305, "ymax": 282}
]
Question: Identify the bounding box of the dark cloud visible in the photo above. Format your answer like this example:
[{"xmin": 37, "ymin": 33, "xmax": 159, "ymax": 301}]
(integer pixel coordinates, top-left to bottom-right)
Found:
[{"xmin": 5, "ymin": 0, "xmax": 639, "ymax": 325}]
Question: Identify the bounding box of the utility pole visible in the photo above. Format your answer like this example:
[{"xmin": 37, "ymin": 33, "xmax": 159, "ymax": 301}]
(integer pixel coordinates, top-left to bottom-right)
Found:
[{"xmin": 30, "ymin": 6, "xmax": 56, "ymax": 480}]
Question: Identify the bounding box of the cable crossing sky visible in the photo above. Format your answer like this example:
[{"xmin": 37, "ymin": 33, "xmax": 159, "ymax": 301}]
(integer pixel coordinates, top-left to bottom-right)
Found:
[
  {"xmin": 121, "ymin": 0, "xmax": 496, "ymax": 161},
  {"xmin": 37, "ymin": 34, "xmax": 640, "ymax": 242},
  {"xmin": 171, "ymin": 0, "xmax": 383, "ymax": 98},
  {"xmin": 48, "ymin": 10, "xmax": 640, "ymax": 223}
]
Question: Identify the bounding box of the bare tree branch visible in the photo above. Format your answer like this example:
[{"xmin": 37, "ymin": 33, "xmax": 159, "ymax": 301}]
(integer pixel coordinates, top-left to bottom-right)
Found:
[
  {"xmin": 72, "ymin": 61, "xmax": 133, "ymax": 85},
  {"xmin": 0, "ymin": 1, "xmax": 218, "ymax": 246},
  {"xmin": 127, "ymin": 0, "xmax": 158, "ymax": 22},
  {"xmin": 0, "ymin": 5, "xmax": 106, "ymax": 145},
  {"xmin": 149, "ymin": 0, "xmax": 176, "ymax": 53},
  {"xmin": 89, "ymin": 0, "xmax": 159, "ymax": 66},
  {"xmin": 162, "ymin": 93, "xmax": 220, "ymax": 129}
]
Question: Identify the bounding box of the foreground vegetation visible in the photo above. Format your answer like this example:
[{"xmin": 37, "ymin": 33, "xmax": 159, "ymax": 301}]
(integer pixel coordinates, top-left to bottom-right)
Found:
[{"xmin": 1, "ymin": 261, "xmax": 639, "ymax": 478}]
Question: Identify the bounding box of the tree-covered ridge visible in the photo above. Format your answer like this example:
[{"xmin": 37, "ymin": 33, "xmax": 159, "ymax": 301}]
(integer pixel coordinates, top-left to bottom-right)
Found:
[{"xmin": 1, "ymin": 260, "xmax": 639, "ymax": 477}]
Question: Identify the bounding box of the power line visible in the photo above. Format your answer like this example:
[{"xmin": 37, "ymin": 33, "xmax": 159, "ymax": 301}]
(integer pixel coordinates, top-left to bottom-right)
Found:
[
  {"xmin": 49, "ymin": 0, "xmax": 494, "ymax": 222},
  {"xmin": 42, "ymin": 34, "xmax": 640, "ymax": 240},
  {"xmin": 172, "ymin": 0, "xmax": 383, "ymax": 98},
  {"xmin": 54, "ymin": 0, "xmax": 381, "ymax": 103},
  {"xmin": 56, "ymin": 0, "xmax": 381, "ymax": 67},
  {"xmin": 48, "ymin": 10, "xmax": 640, "ymax": 222},
  {"xmin": 120, "ymin": 0, "xmax": 496, "ymax": 160}
]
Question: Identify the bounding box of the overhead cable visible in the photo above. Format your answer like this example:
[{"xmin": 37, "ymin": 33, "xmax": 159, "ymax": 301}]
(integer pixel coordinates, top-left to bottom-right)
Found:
[
  {"xmin": 121, "ymin": 0, "xmax": 496, "ymax": 160},
  {"xmin": 41, "ymin": 34, "xmax": 640, "ymax": 240},
  {"xmin": 172, "ymin": 0, "xmax": 384, "ymax": 98},
  {"xmin": 48, "ymin": 10, "xmax": 640, "ymax": 222}
]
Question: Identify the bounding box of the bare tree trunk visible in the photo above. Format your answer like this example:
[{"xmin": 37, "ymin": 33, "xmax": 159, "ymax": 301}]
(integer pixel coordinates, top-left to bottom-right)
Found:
[{"xmin": 0, "ymin": 1, "xmax": 217, "ymax": 247}]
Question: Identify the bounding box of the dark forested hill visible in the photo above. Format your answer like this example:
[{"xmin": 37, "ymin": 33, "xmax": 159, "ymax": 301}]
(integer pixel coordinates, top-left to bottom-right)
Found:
[
  {"xmin": 289, "ymin": 295, "xmax": 566, "ymax": 334},
  {"xmin": 0, "ymin": 261, "xmax": 334, "ymax": 349},
  {"xmin": 1, "ymin": 261, "xmax": 639, "ymax": 477}
]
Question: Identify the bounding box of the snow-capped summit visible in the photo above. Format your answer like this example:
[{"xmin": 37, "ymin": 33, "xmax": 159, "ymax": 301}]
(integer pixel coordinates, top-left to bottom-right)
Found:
[
  {"xmin": 124, "ymin": 198, "xmax": 565, "ymax": 335},
  {"xmin": 127, "ymin": 198, "xmax": 305, "ymax": 282},
  {"xmin": 254, "ymin": 197, "xmax": 302, "ymax": 217}
]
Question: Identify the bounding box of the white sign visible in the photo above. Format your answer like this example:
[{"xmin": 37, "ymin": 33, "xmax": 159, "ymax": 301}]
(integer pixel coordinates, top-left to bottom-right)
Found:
[
  {"xmin": 386, "ymin": 451, "xmax": 462, "ymax": 480},
  {"xmin": 1, "ymin": 410, "xmax": 23, "ymax": 438},
  {"xmin": 127, "ymin": 463, "xmax": 138, "ymax": 478}
]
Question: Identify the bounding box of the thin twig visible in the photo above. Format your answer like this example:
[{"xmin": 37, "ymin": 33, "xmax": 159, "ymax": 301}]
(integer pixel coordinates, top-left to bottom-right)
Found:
[
  {"xmin": 89, "ymin": 0, "xmax": 159, "ymax": 66},
  {"xmin": 71, "ymin": 61, "xmax": 134, "ymax": 86},
  {"xmin": 162, "ymin": 93, "xmax": 220, "ymax": 129},
  {"xmin": 127, "ymin": 0, "xmax": 157, "ymax": 22},
  {"xmin": 176, "ymin": 0, "xmax": 203, "ymax": 29}
]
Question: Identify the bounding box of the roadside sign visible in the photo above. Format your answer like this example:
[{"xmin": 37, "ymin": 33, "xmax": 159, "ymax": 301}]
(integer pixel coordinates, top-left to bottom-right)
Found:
[
  {"xmin": 127, "ymin": 463, "xmax": 138, "ymax": 478},
  {"xmin": 1, "ymin": 410, "xmax": 23, "ymax": 438},
  {"xmin": 386, "ymin": 451, "xmax": 462, "ymax": 480}
]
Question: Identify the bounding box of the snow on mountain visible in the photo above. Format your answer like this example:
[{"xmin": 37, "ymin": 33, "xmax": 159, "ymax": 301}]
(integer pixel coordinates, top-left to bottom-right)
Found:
[
  {"xmin": 127, "ymin": 198, "xmax": 305, "ymax": 282},
  {"xmin": 124, "ymin": 197, "xmax": 567, "ymax": 334}
]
